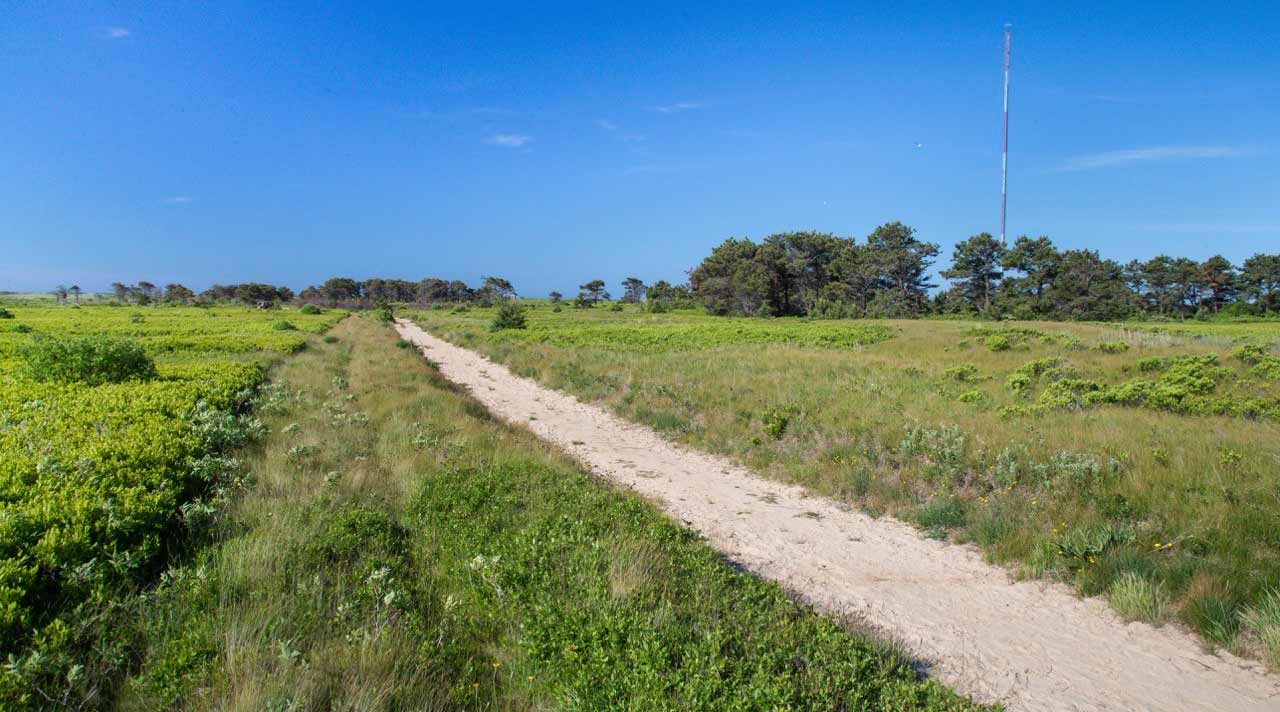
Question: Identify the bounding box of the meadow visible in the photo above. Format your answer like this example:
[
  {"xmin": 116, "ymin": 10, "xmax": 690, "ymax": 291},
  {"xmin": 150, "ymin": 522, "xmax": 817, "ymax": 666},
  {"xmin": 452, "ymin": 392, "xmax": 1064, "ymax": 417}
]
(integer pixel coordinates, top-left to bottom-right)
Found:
[
  {"xmin": 410, "ymin": 302, "xmax": 1280, "ymax": 666},
  {"xmin": 0, "ymin": 304, "xmax": 344, "ymax": 708},
  {"xmin": 114, "ymin": 315, "xmax": 985, "ymax": 710},
  {"xmin": 2, "ymin": 304, "xmax": 989, "ymax": 709}
]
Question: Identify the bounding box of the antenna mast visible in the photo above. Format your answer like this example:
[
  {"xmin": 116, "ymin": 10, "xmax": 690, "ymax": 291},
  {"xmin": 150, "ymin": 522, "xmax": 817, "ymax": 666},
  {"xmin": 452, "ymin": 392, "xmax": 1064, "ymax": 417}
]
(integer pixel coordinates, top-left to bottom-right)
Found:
[{"xmin": 1000, "ymin": 23, "xmax": 1013, "ymax": 246}]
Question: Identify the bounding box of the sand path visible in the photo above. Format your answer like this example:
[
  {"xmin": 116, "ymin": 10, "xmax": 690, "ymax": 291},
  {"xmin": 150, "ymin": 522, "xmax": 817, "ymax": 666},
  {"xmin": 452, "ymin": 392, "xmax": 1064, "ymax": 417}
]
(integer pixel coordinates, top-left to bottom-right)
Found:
[{"xmin": 395, "ymin": 318, "xmax": 1279, "ymax": 711}]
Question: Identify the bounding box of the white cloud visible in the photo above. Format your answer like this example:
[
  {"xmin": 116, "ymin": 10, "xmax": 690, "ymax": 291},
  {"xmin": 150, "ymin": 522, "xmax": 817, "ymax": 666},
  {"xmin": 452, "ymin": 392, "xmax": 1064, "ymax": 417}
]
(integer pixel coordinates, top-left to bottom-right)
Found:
[
  {"xmin": 595, "ymin": 119, "xmax": 619, "ymax": 131},
  {"xmin": 102, "ymin": 26, "xmax": 131, "ymax": 39},
  {"xmin": 164, "ymin": 196, "xmax": 193, "ymax": 204},
  {"xmin": 488, "ymin": 133, "xmax": 531, "ymax": 148},
  {"xmin": 652, "ymin": 102, "xmax": 702, "ymax": 114},
  {"xmin": 1061, "ymin": 145, "xmax": 1250, "ymax": 171}
]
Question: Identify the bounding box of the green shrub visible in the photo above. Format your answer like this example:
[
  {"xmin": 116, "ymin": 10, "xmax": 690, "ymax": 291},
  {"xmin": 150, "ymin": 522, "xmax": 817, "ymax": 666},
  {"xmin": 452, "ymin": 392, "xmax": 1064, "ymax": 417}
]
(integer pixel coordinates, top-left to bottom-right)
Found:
[
  {"xmin": 1093, "ymin": 341, "xmax": 1130, "ymax": 354},
  {"xmin": 375, "ymin": 307, "xmax": 394, "ymax": 323},
  {"xmin": 323, "ymin": 335, "xmax": 339, "ymax": 344},
  {"xmin": 0, "ymin": 307, "xmax": 13, "ymax": 319},
  {"xmin": 984, "ymin": 334, "xmax": 1012, "ymax": 352},
  {"xmin": 609, "ymin": 303, "xmax": 624, "ymax": 312},
  {"xmin": 20, "ymin": 335, "xmax": 157, "ymax": 385},
  {"xmin": 396, "ymin": 338, "xmax": 413, "ymax": 349},
  {"xmin": 944, "ymin": 364, "xmax": 982, "ymax": 382},
  {"xmin": 490, "ymin": 302, "xmax": 527, "ymax": 331},
  {"xmin": 299, "ymin": 303, "xmax": 323, "ymax": 315},
  {"xmin": 762, "ymin": 405, "xmax": 797, "ymax": 439},
  {"xmin": 15, "ymin": 324, "xmax": 32, "ymax": 334},
  {"xmin": 272, "ymin": 320, "xmax": 296, "ymax": 331}
]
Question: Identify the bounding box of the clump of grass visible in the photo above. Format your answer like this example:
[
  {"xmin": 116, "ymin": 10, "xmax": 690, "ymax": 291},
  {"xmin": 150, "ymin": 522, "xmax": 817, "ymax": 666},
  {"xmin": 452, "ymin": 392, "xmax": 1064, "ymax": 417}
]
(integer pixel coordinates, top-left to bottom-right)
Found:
[
  {"xmin": 299, "ymin": 303, "xmax": 323, "ymax": 315},
  {"xmin": 20, "ymin": 335, "xmax": 156, "ymax": 385},
  {"xmin": 1108, "ymin": 572, "xmax": 1170, "ymax": 624},
  {"xmin": 0, "ymin": 307, "xmax": 13, "ymax": 319},
  {"xmin": 1093, "ymin": 341, "xmax": 1130, "ymax": 353},
  {"xmin": 1240, "ymin": 589, "xmax": 1280, "ymax": 669},
  {"xmin": 272, "ymin": 319, "xmax": 296, "ymax": 331},
  {"xmin": 322, "ymin": 334, "xmax": 339, "ymax": 343}
]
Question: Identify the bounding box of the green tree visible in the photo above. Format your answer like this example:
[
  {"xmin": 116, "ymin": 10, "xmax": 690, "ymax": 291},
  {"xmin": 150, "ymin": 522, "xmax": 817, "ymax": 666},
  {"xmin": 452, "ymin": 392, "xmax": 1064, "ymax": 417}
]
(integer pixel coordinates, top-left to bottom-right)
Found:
[
  {"xmin": 998, "ymin": 235, "xmax": 1059, "ymax": 317},
  {"xmin": 1194, "ymin": 255, "xmax": 1237, "ymax": 313},
  {"xmin": 941, "ymin": 233, "xmax": 1004, "ymax": 313},
  {"xmin": 1240, "ymin": 253, "xmax": 1280, "ymax": 313},
  {"xmin": 163, "ymin": 283, "xmax": 195, "ymax": 304},
  {"xmin": 863, "ymin": 222, "xmax": 938, "ymax": 316},
  {"xmin": 548, "ymin": 290, "xmax": 563, "ymax": 304},
  {"xmin": 621, "ymin": 277, "xmax": 646, "ymax": 303},
  {"xmin": 1045, "ymin": 249, "xmax": 1134, "ymax": 320},
  {"xmin": 578, "ymin": 279, "xmax": 610, "ymax": 306}
]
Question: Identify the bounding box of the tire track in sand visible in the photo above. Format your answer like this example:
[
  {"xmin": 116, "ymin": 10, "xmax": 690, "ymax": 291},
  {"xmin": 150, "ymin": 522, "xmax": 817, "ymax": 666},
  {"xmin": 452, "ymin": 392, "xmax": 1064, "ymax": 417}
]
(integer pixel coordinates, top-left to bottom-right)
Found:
[{"xmin": 394, "ymin": 318, "xmax": 1279, "ymax": 712}]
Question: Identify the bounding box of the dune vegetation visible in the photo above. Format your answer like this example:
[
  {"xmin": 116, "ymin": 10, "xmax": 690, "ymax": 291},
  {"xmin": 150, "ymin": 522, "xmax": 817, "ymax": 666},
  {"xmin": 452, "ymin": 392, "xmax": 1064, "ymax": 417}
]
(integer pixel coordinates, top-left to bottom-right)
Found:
[{"xmin": 411, "ymin": 301, "xmax": 1280, "ymax": 666}]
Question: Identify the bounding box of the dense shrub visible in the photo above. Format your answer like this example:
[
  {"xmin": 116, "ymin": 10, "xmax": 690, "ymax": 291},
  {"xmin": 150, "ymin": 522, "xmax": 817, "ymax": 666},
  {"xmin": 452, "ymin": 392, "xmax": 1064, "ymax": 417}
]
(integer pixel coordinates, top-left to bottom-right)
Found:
[
  {"xmin": 0, "ymin": 307, "xmax": 13, "ymax": 319},
  {"xmin": 20, "ymin": 335, "xmax": 157, "ymax": 385},
  {"xmin": 299, "ymin": 303, "xmax": 323, "ymax": 315},
  {"xmin": 272, "ymin": 319, "xmax": 296, "ymax": 331},
  {"xmin": 490, "ymin": 301, "xmax": 528, "ymax": 331}
]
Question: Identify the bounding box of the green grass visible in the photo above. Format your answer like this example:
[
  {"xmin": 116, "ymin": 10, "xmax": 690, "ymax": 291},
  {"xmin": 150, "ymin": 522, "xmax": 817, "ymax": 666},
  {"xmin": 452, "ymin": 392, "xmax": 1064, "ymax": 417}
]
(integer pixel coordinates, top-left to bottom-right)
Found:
[
  {"xmin": 410, "ymin": 302, "xmax": 1280, "ymax": 665},
  {"xmin": 117, "ymin": 316, "xmax": 987, "ymax": 710}
]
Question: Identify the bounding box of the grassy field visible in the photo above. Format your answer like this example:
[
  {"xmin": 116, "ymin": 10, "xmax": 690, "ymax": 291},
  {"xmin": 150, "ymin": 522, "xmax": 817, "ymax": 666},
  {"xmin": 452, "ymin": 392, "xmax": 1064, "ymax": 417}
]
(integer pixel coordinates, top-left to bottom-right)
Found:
[
  {"xmin": 410, "ymin": 303, "xmax": 1280, "ymax": 666},
  {"xmin": 0, "ymin": 304, "xmax": 345, "ymax": 708},
  {"xmin": 114, "ymin": 315, "xmax": 986, "ymax": 710}
]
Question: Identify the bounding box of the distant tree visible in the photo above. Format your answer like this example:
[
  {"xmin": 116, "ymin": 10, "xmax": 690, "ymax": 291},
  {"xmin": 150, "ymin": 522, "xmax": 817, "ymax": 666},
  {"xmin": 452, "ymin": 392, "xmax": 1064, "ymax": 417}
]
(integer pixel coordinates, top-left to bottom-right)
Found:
[
  {"xmin": 137, "ymin": 281, "xmax": 160, "ymax": 300},
  {"xmin": 417, "ymin": 278, "xmax": 451, "ymax": 303},
  {"xmin": 448, "ymin": 280, "xmax": 473, "ymax": 302},
  {"xmin": 863, "ymin": 221, "xmax": 938, "ymax": 316},
  {"xmin": 1240, "ymin": 253, "xmax": 1280, "ymax": 313},
  {"xmin": 1045, "ymin": 249, "xmax": 1134, "ymax": 321},
  {"xmin": 688, "ymin": 238, "xmax": 771, "ymax": 315},
  {"xmin": 235, "ymin": 283, "xmax": 285, "ymax": 306},
  {"xmin": 1195, "ymin": 255, "xmax": 1237, "ymax": 313},
  {"xmin": 941, "ymin": 233, "xmax": 1004, "ymax": 313},
  {"xmin": 481, "ymin": 276, "xmax": 517, "ymax": 301},
  {"xmin": 52, "ymin": 285, "xmax": 68, "ymax": 304},
  {"xmin": 621, "ymin": 277, "xmax": 646, "ymax": 303},
  {"xmin": 277, "ymin": 286, "xmax": 295, "ymax": 303},
  {"xmin": 164, "ymin": 283, "xmax": 195, "ymax": 304},
  {"xmin": 321, "ymin": 277, "xmax": 362, "ymax": 305},
  {"xmin": 68, "ymin": 285, "xmax": 82, "ymax": 304},
  {"xmin": 111, "ymin": 282, "xmax": 132, "ymax": 303},
  {"xmin": 998, "ymin": 235, "xmax": 1060, "ymax": 318},
  {"xmin": 578, "ymin": 279, "xmax": 610, "ymax": 306},
  {"xmin": 548, "ymin": 290, "xmax": 563, "ymax": 304}
]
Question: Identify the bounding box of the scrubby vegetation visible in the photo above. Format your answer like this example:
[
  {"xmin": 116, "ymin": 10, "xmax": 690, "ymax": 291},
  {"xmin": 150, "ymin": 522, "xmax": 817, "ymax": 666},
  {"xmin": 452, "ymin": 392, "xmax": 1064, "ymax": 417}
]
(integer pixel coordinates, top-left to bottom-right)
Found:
[
  {"xmin": 413, "ymin": 304, "xmax": 1280, "ymax": 664},
  {"xmin": 112, "ymin": 316, "xmax": 985, "ymax": 710},
  {"xmin": 0, "ymin": 305, "xmax": 345, "ymax": 709}
]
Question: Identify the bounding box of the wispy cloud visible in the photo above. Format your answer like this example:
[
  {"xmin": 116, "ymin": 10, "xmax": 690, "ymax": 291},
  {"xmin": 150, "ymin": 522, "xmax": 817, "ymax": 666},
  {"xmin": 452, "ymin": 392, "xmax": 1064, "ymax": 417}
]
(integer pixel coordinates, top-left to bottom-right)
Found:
[
  {"xmin": 652, "ymin": 102, "xmax": 702, "ymax": 114},
  {"xmin": 595, "ymin": 119, "xmax": 619, "ymax": 131},
  {"xmin": 102, "ymin": 26, "xmax": 131, "ymax": 39},
  {"xmin": 488, "ymin": 133, "xmax": 531, "ymax": 148},
  {"xmin": 1061, "ymin": 145, "xmax": 1251, "ymax": 171},
  {"xmin": 164, "ymin": 196, "xmax": 193, "ymax": 204}
]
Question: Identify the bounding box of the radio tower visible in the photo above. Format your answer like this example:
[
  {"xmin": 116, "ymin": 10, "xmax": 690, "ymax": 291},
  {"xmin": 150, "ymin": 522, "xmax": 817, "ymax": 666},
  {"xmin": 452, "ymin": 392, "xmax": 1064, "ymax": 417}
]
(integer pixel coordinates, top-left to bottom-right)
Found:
[{"xmin": 999, "ymin": 24, "xmax": 1013, "ymax": 245}]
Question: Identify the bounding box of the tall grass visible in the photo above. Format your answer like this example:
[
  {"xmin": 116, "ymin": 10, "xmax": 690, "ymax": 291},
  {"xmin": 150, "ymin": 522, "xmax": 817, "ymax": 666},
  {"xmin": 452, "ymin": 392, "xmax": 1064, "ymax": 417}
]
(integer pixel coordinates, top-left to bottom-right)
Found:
[
  {"xmin": 411, "ymin": 304, "xmax": 1280, "ymax": 664},
  {"xmin": 118, "ymin": 316, "xmax": 986, "ymax": 709}
]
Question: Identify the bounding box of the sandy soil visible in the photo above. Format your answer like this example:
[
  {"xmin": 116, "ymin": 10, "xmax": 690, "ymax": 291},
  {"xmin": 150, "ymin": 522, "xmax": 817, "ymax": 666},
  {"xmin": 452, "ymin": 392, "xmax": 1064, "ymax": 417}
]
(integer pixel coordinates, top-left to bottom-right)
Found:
[{"xmin": 395, "ymin": 318, "xmax": 1279, "ymax": 711}]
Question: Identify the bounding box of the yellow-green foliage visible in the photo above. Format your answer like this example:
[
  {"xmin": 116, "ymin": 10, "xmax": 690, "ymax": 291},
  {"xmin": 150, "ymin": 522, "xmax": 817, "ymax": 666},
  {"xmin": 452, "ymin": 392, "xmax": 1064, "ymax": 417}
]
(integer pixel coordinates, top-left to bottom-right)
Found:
[
  {"xmin": 0, "ymin": 304, "xmax": 345, "ymax": 707},
  {"xmin": 412, "ymin": 304, "xmax": 1280, "ymax": 660}
]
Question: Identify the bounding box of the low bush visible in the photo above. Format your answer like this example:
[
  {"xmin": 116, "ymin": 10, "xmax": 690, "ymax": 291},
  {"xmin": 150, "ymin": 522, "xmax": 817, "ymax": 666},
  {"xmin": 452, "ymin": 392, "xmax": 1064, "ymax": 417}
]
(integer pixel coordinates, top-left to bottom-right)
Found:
[
  {"xmin": 272, "ymin": 320, "xmax": 296, "ymax": 331},
  {"xmin": 490, "ymin": 302, "xmax": 528, "ymax": 331},
  {"xmin": 20, "ymin": 335, "xmax": 157, "ymax": 385},
  {"xmin": 0, "ymin": 307, "xmax": 13, "ymax": 319},
  {"xmin": 299, "ymin": 303, "xmax": 323, "ymax": 315}
]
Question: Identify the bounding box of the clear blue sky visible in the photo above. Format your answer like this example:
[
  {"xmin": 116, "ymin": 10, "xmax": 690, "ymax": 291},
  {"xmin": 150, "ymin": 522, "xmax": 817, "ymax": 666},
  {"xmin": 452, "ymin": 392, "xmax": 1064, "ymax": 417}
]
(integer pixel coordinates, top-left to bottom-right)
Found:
[{"xmin": 3, "ymin": 1, "xmax": 1278, "ymax": 296}]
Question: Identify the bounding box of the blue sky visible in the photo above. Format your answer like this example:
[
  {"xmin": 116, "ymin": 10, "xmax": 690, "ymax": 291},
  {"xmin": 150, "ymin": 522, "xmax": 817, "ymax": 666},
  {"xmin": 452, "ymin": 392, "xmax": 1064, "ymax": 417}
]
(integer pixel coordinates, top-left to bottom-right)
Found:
[{"xmin": 3, "ymin": 1, "xmax": 1278, "ymax": 296}]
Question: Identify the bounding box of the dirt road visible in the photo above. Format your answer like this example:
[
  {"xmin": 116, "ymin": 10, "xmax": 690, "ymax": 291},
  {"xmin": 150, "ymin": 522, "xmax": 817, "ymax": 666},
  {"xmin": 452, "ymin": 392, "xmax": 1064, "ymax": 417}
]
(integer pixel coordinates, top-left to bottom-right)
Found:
[{"xmin": 395, "ymin": 318, "xmax": 1279, "ymax": 711}]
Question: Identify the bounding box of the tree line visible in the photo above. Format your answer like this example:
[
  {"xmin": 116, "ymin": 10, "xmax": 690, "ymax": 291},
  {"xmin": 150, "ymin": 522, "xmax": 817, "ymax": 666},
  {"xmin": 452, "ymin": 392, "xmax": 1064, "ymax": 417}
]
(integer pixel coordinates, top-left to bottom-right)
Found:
[{"xmin": 687, "ymin": 223, "xmax": 1280, "ymax": 320}]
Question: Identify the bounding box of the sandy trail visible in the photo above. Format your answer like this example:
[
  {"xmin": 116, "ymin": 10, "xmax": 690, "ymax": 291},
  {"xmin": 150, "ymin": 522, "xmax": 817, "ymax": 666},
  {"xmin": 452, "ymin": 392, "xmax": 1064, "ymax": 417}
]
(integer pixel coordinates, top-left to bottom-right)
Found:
[{"xmin": 395, "ymin": 319, "xmax": 1278, "ymax": 712}]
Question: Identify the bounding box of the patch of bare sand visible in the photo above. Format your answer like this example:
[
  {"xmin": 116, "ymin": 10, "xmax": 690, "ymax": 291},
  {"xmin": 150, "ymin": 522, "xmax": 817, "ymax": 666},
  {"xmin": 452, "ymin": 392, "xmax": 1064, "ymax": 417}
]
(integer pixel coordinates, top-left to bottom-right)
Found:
[{"xmin": 395, "ymin": 318, "xmax": 1279, "ymax": 711}]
